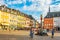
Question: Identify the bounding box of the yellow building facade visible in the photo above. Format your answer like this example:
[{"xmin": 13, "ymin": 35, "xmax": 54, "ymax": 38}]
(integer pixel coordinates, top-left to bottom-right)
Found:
[
  {"xmin": 0, "ymin": 5, "xmax": 40, "ymax": 30},
  {"xmin": 0, "ymin": 5, "xmax": 32, "ymax": 30},
  {"xmin": 0, "ymin": 11, "xmax": 10, "ymax": 30}
]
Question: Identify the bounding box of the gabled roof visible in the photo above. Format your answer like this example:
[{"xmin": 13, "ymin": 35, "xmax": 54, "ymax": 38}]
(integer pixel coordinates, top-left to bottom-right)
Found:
[
  {"xmin": 0, "ymin": 5, "xmax": 35, "ymax": 20},
  {"xmin": 45, "ymin": 12, "xmax": 60, "ymax": 18}
]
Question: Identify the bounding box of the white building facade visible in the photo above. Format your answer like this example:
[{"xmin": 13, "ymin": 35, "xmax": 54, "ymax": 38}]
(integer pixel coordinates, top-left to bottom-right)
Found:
[{"xmin": 53, "ymin": 17, "xmax": 60, "ymax": 27}]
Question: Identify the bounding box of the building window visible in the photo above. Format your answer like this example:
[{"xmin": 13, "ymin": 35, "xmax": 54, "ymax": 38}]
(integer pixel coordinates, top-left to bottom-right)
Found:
[
  {"xmin": 49, "ymin": 24, "xmax": 50, "ymax": 25},
  {"xmin": 2, "ymin": 8, "xmax": 4, "ymax": 11}
]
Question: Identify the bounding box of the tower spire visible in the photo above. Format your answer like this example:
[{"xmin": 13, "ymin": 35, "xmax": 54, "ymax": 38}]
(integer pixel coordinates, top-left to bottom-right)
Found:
[{"xmin": 49, "ymin": 6, "xmax": 50, "ymax": 12}]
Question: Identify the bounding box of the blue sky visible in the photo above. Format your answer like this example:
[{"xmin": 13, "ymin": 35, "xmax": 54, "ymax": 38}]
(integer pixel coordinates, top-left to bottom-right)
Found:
[{"xmin": 0, "ymin": 0, "xmax": 60, "ymax": 22}]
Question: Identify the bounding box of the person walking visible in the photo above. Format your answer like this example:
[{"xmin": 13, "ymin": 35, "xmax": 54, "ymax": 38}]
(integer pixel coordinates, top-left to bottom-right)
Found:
[
  {"xmin": 51, "ymin": 29, "xmax": 54, "ymax": 38},
  {"xmin": 30, "ymin": 27, "xmax": 34, "ymax": 38}
]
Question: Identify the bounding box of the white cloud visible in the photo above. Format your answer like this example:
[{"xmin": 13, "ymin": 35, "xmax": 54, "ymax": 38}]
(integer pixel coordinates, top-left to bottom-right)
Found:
[
  {"xmin": 50, "ymin": 4, "xmax": 60, "ymax": 12},
  {"xmin": 0, "ymin": 0, "xmax": 8, "ymax": 6},
  {"xmin": 42, "ymin": 5, "xmax": 50, "ymax": 17},
  {"xmin": 32, "ymin": 15, "xmax": 40, "ymax": 23},
  {"xmin": 0, "ymin": 0, "xmax": 5, "ymax": 6},
  {"xmin": 7, "ymin": 0, "xmax": 23, "ymax": 4},
  {"xmin": 22, "ymin": 5, "xmax": 42, "ymax": 11},
  {"xmin": 22, "ymin": 0, "xmax": 52, "ymax": 17},
  {"xmin": 22, "ymin": 0, "xmax": 43, "ymax": 11},
  {"xmin": 6, "ymin": 0, "xmax": 26, "ymax": 5}
]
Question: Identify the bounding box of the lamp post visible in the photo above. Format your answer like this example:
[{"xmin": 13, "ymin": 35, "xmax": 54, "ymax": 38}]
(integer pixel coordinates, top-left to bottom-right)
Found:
[{"xmin": 40, "ymin": 14, "xmax": 43, "ymax": 29}]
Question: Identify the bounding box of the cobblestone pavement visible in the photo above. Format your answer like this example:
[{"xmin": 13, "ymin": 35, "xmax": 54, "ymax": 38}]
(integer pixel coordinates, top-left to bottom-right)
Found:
[
  {"xmin": 0, "ymin": 34, "xmax": 60, "ymax": 40},
  {"xmin": 0, "ymin": 30, "xmax": 60, "ymax": 40}
]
